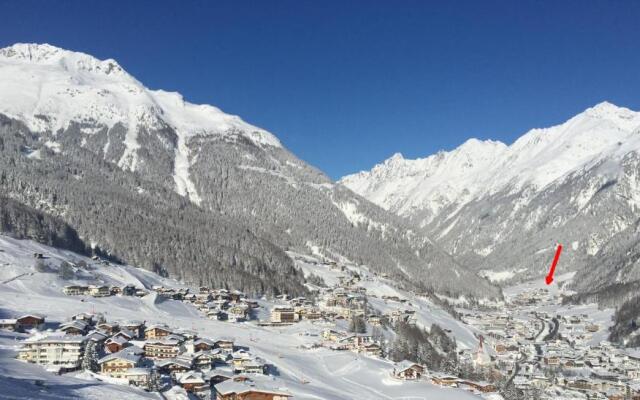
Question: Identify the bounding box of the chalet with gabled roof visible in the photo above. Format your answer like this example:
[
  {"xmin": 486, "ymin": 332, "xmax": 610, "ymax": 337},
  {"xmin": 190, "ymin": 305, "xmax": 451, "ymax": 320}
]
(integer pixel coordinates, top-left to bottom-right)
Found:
[
  {"xmin": 215, "ymin": 338, "xmax": 235, "ymax": 352},
  {"xmin": 214, "ymin": 380, "xmax": 292, "ymax": 400},
  {"xmin": 120, "ymin": 321, "xmax": 144, "ymax": 338},
  {"xmin": 393, "ymin": 360, "xmax": 425, "ymax": 380},
  {"xmin": 96, "ymin": 322, "xmax": 119, "ymax": 335},
  {"xmin": 192, "ymin": 350, "xmax": 216, "ymax": 370},
  {"xmin": 16, "ymin": 314, "xmax": 45, "ymax": 331},
  {"xmin": 98, "ymin": 350, "xmax": 141, "ymax": 378},
  {"xmin": 176, "ymin": 371, "xmax": 209, "ymax": 393},
  {"xmin": 144, "ymin": 338, "xmax": 183, "ymax": 359},
  {"xmin": 105, "ymin": 336, "xmax": 130, "ymax": 353},
  {"xmin": 59, "ymin": 320, "xmax": 88, "ymax": 335},
  {"xmin": 156, "ymin": 357, "xmax": 192, "ymax": 374},
  {"xmin": 123, "ymin": 367, "xmax": 152, "ymax": 390},
  {"xmin": 145, "ymin": 324, "xmax": 172, "ymax": 339}
]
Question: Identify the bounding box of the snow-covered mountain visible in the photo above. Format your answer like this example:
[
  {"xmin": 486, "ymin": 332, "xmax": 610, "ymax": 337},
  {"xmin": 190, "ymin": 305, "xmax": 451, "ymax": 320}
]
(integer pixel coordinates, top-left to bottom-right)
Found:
[
  {"xmin": 0, "ymin": 43, "xmax": 278, "ymax": 205},
  {"xmin": 342, "ymin": 102, "xmax": 640, "ymax": 223},
  {"xmin": 0, "ymin": 43, "xmax": 500, "ymax": 299},
  {"xmin": 341, "ymin": 102, "xmax": 640, "ymax": 288}
]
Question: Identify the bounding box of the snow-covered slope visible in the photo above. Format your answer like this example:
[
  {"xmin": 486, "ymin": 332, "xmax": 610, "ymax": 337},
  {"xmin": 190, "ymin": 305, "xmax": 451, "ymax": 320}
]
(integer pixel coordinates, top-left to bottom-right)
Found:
[
  {"xmin": 0, "ymin": 43, "xmax": 279, "ymax": 204},
  {"xmin": 341, "ymin": 102, "xmax": 640, "ymax": 224},
  {"xmin": 0, "ymin": 236, "xmax": 483, "ymax": 400},
  {"xmin": 341, "ymin": 103, "xmax": 640, "ymax": 287}
]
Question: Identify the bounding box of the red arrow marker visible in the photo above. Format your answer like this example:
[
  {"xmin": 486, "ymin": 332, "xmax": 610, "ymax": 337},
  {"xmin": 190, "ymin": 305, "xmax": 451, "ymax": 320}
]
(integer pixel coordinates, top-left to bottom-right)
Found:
[{"xmin": 545, "ymin": 244, "xmax": 563, "ymax": 285}]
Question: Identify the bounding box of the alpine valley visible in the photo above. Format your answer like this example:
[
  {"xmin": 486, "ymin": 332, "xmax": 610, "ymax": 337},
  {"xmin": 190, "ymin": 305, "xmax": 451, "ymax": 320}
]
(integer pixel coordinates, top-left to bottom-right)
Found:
[{"xmin": 3, "ymin": 42, "xmax": 640, "ymax": 400}]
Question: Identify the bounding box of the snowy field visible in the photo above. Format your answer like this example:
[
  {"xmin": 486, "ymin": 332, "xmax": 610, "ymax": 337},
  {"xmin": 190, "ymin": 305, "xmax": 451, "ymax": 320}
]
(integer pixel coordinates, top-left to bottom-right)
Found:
[{"xmin": 0, "ymin": 236, "xmax": 485, "ymax": 399}]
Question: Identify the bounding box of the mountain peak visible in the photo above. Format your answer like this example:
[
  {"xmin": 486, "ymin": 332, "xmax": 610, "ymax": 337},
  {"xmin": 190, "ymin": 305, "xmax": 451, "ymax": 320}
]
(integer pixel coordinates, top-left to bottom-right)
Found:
[
  {"xmin": 0, "ymin": 43, "xmax": 126, "ymax": 77},
  {"xmin": 386, "ymin": 152, "xmax": 405, "ymax": 163},
  {"xmin": 457, "ymin": 138, "xmax": 507, "ymax": 152},
  {"xmin": 582, "ymin": 101, "xmax": 638, "ymax": 124},
  {"xmin": 589, "ymin": 100, "xmax": 622, "ymax": 112},
  {"xmin": 0, "ymin": 43, "xmax": 65, "ymax": 61},
  {"xmin": 0, "ymin": 42, "xmax": 280, "ymax": 147}
]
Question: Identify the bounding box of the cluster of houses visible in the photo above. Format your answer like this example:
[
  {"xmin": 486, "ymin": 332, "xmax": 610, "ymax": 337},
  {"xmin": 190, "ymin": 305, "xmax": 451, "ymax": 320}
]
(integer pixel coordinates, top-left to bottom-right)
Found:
[
  {"xmin": 319, "ymin": 329, "xmax": 383, "ymax": 357},
  {"xmin": 268, "ymin": 300, "xmax": 322, "ymax": 325},
  {"xmin": 266, "ymin": 264, "xmax": 501, "ymax": 396},
  {"xmin": 63, "ymin": 283, "xmax": 261, "ymax": 323},
  {"xmin": 461, "ymin": 287, "xmax": 640, "ymax": 399},
  {"xmin": 156, "ymin": 286, "xmax": 258, "ymax": 323},
  {"xmin": 389, "ymin": 358, "xmax": 497, "ymax": 394},
  {"xmin": 10, "ymin": 311, "xmax": 293, "ymax": 399},
  {"xmin": 63, "ymin": 284, "xmax": 147, "ymax": 297},
  {"xmin": 293, "ymin": 260, "xmax": 640, "ymax": 398},
  {"xmin": 48, "ymin": 255, "xmax": 640, "ymax": 399}
]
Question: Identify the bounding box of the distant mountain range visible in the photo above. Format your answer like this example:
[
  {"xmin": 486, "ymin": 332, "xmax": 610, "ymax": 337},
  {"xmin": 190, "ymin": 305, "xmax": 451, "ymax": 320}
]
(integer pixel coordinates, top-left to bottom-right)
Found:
[
  {"xmin": 341, "ymin": 102, "xmax": 640, "ymax": 297},
  {"xmin": 0, "ymin": 43, "xmax": 500, "ymax": 299}
]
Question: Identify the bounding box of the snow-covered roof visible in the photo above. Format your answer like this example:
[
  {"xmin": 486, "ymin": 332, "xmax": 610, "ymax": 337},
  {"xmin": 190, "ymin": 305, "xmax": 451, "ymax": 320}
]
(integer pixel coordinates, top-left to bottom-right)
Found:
[
  {"xmin": 25, "ymin": 333, "xmax": 84, "ymax": 344},
  {"xmin": 106, "ymin": 336, "xmax": 129, "ymax": 345},
  {"xmin": 85, "ymin": 330, "xmax": 108, "ymax": 341},
  {"xmin": 396, "ymin": 360, "xmax": 422, "ymax": 372},
  {"xmin": 145, "ymin": 324, "xmax": 171, "ymax": 332},
  {"xmin": 145, "ymin": 338, "xmax": 181, "ymax": 346},
  {"xmin": 175, "ymin": 371, "xmax": 205, "ymax": 384},
  {"xmin": 17, "ymin": 314, "xmax": 45, "ymax": 320},
  {"xmin": 114, "ymin": 328, "xmax": 136, "ymax": 338},
  {"xmin": 156, "ymin": 358, "xmax": 192, "ymax": 368},
  {"xmin": 194, "ymin": 338, "xmax": 215, "ymax": 346},
  {"xmin": 98, "ymin": 350, "xmax": 140, "ymax": 364},
  {"xmin": 60, "ymin": 320, "xmax": 88, "ymax": 330},
  {"xmin": 121, "ymin": 345, "xmax": 145, "ymax": 355},
  {"xmin": 214, "ymin": 380, "xmax": 291, "ymax": 397},
  {"xmin": 123, "ymin": 367, "xmax": 150, "ymax": 376}
]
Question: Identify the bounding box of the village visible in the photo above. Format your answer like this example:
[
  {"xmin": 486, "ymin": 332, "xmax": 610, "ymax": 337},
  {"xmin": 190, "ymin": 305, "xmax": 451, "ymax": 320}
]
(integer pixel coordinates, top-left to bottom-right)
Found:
[
  {"xmin": 461, "ymin": 284, "xmax": 640, "ymax": 399},
  {"xmin": 0, "ymin": 251, "xmax": 510, "ymax": 399},
  {"xmin": 3, "ymin": 248, "xmax": 640, "ymax": 400}
]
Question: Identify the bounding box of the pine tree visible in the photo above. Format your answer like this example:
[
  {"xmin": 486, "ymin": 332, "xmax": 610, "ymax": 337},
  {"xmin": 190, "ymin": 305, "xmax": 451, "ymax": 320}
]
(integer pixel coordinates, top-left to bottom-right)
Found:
[
  {"xmin": 148, "ymin": 368, "xmax": 162, "ymax": 392},
  {"xmin": 58, "ymin": 261, "xmax": 75, "ymax": 280},
  {"xmin": 81, "ymin": 340, "xmax": 99, "ymax": 372},
  {"xmin": 349, "ymin": 315, "xmax": 366, "ymax": 334}
]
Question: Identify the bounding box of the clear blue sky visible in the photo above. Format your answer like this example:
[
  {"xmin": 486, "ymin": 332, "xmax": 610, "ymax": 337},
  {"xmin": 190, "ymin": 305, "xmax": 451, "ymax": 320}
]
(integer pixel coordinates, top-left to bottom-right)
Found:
[{"xmin": 1, "ymin": 1, "xmax": 639, "ymax": 179}]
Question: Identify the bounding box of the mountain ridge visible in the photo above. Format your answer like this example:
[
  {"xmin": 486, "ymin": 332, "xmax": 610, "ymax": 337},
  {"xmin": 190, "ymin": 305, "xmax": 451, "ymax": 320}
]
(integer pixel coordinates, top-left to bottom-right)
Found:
[
  {"xmin": 341, "ymin": 102, "xmax": 640, "ymax": 291},
  {"xmin": 341, "ymin": 101, "xmax": 640, "ymax": 223}
]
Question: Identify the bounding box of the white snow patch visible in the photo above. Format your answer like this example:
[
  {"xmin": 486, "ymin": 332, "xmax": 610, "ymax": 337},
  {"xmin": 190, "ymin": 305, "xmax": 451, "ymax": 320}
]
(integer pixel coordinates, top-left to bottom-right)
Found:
[
  {"xmin": 44, "ymin": 140, "xmax": 61, "ymax": 153},
  {"xmin": 331, "ymin": 199, "xmax": 387, "ymax": 235},
  {"xmin": 173, "ymin": 135, "xmax": 201, "ymax": 205},
  {"xmin": 479, "ymin": 268, "xmax": 527, "ymax": 283}
]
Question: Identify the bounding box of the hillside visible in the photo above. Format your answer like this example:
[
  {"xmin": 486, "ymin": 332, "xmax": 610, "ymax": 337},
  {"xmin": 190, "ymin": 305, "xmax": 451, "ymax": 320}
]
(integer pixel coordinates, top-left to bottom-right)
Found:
[
  {"xmin": 0, "ymin": 235, "xmax": 485, "ymax": 400},
  {"xmin": 0, "ymin": 43, "xmax": 500, "ymax": 299}
]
